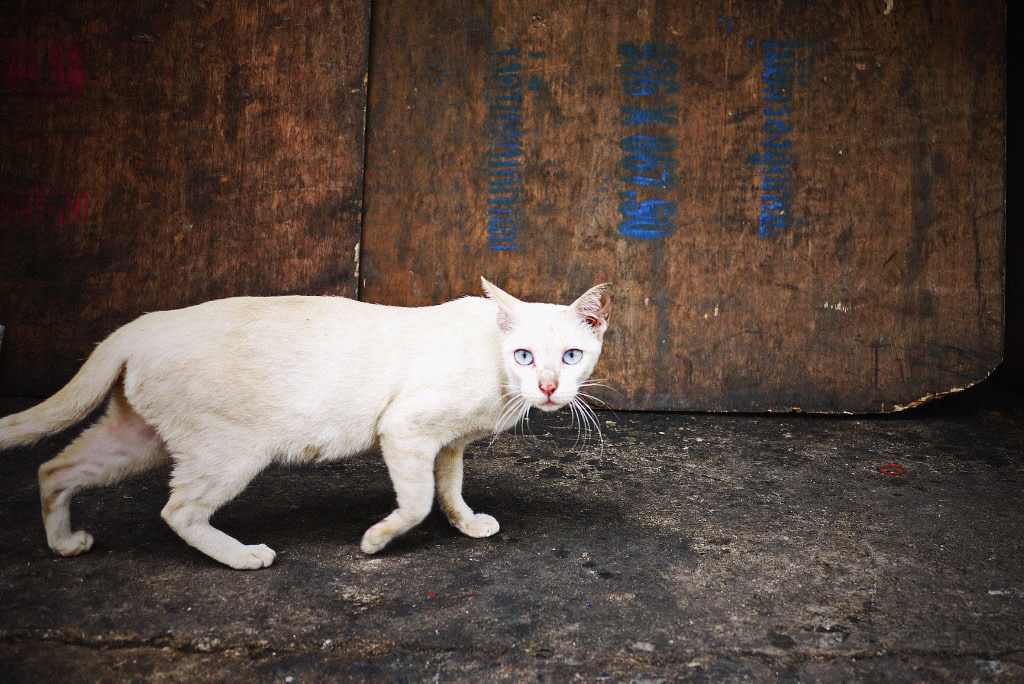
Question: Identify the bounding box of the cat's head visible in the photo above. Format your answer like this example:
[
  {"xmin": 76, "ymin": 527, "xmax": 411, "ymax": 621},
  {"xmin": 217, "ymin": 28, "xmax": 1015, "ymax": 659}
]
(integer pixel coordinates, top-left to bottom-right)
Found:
[{"xmin": 481, "ymin": 278, "xmax": 611, "ymax": 413}]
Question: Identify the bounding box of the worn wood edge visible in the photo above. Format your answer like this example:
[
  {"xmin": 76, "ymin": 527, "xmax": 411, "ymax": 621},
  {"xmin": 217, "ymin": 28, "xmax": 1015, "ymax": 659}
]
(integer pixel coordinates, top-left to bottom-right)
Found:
[
  {"xmin": 889, "ymin": 240, "xmax": 1006, "ymax": 415},
  {"xmin": 708, "ymin": 366, "xmax": 1001, "ymax": 416},
  {"xmin": 888, "ymin": 364, "xmax": 999, "ymax": 413}
]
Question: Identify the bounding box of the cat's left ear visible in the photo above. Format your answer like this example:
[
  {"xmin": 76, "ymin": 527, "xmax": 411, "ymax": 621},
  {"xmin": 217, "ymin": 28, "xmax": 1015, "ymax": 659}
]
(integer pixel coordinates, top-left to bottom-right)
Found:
[
  {"xmin": 571, "ymin": 283, "xmax": 612, "ymax": 340},
  {"xmin": 481, "ymin": 277, "xmax": 522, "ymax": 332}
]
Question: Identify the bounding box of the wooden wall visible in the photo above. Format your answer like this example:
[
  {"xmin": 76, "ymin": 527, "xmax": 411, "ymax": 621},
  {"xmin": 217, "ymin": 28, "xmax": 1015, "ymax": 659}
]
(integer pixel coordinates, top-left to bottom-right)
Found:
[
  {"xmin": 359, "ymin": 0, "xmax": 1005, "ymax": 412},
  {"xmin": 1, "ymin": 1, "xmax": 1006, "ymax": 413},
  {"xmin": 0, "ymin": 1, "xmax": 369, "ymax": 395}
]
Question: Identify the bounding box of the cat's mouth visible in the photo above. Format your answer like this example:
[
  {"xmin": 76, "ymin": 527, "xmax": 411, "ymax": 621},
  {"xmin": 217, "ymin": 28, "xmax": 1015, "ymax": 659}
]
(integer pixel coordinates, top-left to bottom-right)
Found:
[{"xmin": 537, "ymin": 399, "xmax": 563, "ymax": 412}]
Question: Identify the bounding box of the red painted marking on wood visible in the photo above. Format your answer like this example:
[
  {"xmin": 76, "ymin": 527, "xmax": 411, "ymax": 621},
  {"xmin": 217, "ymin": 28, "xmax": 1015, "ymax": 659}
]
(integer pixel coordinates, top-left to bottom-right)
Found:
[
  {"xmin": 50, "ymin": 40, "xmax": 85, "ymax": 97},
  {"xmin": 1, "ymin": 40, "xmax": 84, "ymax": 99},
  {"xmin": 0, "ymin": 189, "xmax": 89, "ymax": 225}
]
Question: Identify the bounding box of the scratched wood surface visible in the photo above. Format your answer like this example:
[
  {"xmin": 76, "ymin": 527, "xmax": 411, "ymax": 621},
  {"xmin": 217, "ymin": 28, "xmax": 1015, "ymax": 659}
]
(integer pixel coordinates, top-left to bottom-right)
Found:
[
  {"xmin": 0, "ymin": 1, "xmax": 369, "ymax": 396},
  {"xmin": 359, "ymin": 0, "xmax": 1005, "ymax": 412}
]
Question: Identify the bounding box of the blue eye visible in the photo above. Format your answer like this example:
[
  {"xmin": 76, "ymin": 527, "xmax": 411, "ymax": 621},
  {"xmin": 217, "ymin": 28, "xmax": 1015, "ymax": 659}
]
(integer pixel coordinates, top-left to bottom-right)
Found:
[
  {"xmin": 562, "ymin": 349, "xmax": 583, "ymax": 365},
  {"xmin": 514, "ymin": 349, "xmax": 534, "ymax": 366}
]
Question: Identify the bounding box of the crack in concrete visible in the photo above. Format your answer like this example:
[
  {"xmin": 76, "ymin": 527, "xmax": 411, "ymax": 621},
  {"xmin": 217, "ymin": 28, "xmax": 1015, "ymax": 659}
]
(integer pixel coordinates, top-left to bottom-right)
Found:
[
  {"xmin": 0, "ymin": 629, "xmax": 391, "ymax": 661},
  {"xmin": 3, "ymin": 629, "xmax": 1021, "ymax": 667}
]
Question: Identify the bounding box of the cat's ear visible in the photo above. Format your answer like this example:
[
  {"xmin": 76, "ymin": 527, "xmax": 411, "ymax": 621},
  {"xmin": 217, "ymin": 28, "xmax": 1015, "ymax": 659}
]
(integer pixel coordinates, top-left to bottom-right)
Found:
[
  {"xmin": 571, "ymin": 283, "xmax": 612, "ymax": 340},
  {"xmin": 481, "ymin": 277, "xmax": 521, "ymax": 332}
]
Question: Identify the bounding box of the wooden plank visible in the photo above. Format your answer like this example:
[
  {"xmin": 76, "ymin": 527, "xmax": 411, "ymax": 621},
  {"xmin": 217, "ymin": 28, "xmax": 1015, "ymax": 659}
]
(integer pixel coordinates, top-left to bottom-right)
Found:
[
  {"xmin": 0, "ymin": 1, "xmax": 369, "ymax": 396},
  {"xmin": 359, "ymin": 0, "xmax": 1004, "ymax": 412}
]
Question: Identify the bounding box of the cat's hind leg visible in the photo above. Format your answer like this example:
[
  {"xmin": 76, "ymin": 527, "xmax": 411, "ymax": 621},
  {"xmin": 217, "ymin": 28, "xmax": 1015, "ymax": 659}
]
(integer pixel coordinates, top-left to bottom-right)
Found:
[
  {"xmin": 434, "ymin": 445, "xmax": 499, "ymax": 539},
  {"xmin": 160, "ymin": 451, "xmax": 275, "ymax": 570},
  {"xmin": 361, "ymin": 435, "xmax": 438, "ymax": 554},
  {"xmin": 39, "ymin": 383, "xmax": 168, "ymax": 556}
]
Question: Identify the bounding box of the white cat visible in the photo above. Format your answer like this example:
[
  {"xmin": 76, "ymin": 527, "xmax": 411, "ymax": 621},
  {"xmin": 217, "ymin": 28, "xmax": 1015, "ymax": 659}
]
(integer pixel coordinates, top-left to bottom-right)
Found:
[{"xmin": 0, "ymin": 278, "xmax": 610, "ymax": 569}]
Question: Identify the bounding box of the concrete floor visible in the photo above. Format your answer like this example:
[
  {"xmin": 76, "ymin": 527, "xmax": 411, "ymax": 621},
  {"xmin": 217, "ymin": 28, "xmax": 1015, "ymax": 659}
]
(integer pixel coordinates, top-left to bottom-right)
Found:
[{"xmin": 0, "ymin": 386, "xmax": 1022, "ymax": 682}]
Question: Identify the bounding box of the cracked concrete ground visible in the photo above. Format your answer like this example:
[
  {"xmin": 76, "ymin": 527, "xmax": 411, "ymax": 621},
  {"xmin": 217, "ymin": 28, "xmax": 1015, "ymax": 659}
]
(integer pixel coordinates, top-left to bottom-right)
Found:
[{"xmin": 1, "ymin": 386, "xmax": 1023, "ymax": 682}]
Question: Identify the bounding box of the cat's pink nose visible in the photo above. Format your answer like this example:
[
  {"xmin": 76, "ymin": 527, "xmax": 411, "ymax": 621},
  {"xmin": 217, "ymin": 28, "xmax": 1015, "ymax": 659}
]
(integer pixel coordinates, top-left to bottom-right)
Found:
[{"xmin": 540, "ymin": 381, "xmax": 558, "ymax": 397}]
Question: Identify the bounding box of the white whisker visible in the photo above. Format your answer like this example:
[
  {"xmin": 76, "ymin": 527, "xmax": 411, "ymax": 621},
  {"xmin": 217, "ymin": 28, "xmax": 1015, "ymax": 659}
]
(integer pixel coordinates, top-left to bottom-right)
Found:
[
  {"xmin": 567, "ymin": 398, "xmax": 586, "ymax": 451},
  {"xmin": 570, "ymin": 394, "xmax": 604, "ymax": 456},
  {"xmin": 576, "ymin": 391, "xmax": 614, "ymax": 409},
  {"xmin": 578, "ymin": 379, "xmax": 623, "ymax": 400},
  {"xmin": 520, "ymin": 402, "xmax": 534, "ymax": 439},
  {"xmin": 489, "ymin": 391, "xmax": 529, "ymax": 449}
]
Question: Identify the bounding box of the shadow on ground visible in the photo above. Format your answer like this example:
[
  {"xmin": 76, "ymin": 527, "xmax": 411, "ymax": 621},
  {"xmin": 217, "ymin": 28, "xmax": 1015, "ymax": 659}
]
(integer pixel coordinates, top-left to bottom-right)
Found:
[{"xmin": 1, "ymin": 384, "xmax": 1022, "ymax": 682}]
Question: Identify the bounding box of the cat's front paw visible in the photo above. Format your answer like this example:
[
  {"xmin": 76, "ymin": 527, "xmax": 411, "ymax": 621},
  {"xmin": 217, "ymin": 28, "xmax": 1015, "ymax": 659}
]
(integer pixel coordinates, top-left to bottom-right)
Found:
[
  {"xmin": 458, "ymin": 513, "xmax": 500, "ymax": 539},
  {"xmin": 360, "ymin": 522, "xmax": 392, "ymax": 555},
  {"xmin": 50, "ymin": 530, "xmax": 94, "ymax": 557},
  {"xmin": 226, "ymin": 543, "xmax": 276, "ymax": 570}
]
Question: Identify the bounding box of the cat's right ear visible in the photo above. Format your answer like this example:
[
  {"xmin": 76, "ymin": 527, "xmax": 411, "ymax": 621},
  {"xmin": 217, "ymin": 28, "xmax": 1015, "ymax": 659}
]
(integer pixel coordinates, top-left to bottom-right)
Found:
[
  {"xmin": 571, "ymin": 283, "xmax": 612, "ymax": 340},
  {"xmin": 481, "ymin": 277, "xmax": 520, "ymax": 332}
]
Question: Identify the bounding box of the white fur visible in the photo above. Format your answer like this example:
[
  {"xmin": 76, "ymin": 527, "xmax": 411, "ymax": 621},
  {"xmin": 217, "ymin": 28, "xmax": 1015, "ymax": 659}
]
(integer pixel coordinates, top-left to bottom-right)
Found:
[{"xmin": 0, "ymin": 279, "xmax": 610, "ymax": 569}]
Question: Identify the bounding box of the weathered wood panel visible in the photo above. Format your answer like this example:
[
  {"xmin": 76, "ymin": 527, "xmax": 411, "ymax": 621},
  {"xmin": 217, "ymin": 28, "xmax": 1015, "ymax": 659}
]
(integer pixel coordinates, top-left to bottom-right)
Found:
[
  {"xmin": 0, "ymin": 1, "xmax": 369, "ymax": 396},
  {"xmin": 359, "ymin": 0, "xmax": 1004, "ymax": 412}
]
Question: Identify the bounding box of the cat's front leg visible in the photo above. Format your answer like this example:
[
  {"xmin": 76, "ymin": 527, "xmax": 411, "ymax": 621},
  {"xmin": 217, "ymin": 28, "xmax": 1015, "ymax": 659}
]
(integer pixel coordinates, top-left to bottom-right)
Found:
[
  {"xmin": 434, "ymin": 445, "xmax": 500, "ymax": 540},
  {"xmin": 361, "ymin": 435, "xmax": 439, "ymax": 554}
]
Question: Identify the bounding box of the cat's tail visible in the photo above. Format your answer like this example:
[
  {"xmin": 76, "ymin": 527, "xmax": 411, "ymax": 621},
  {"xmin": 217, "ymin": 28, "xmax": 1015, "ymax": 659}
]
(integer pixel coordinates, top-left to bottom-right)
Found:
[{"xmin": 0, "ymin": 328, "xmax": 130, "ymax": 451}]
